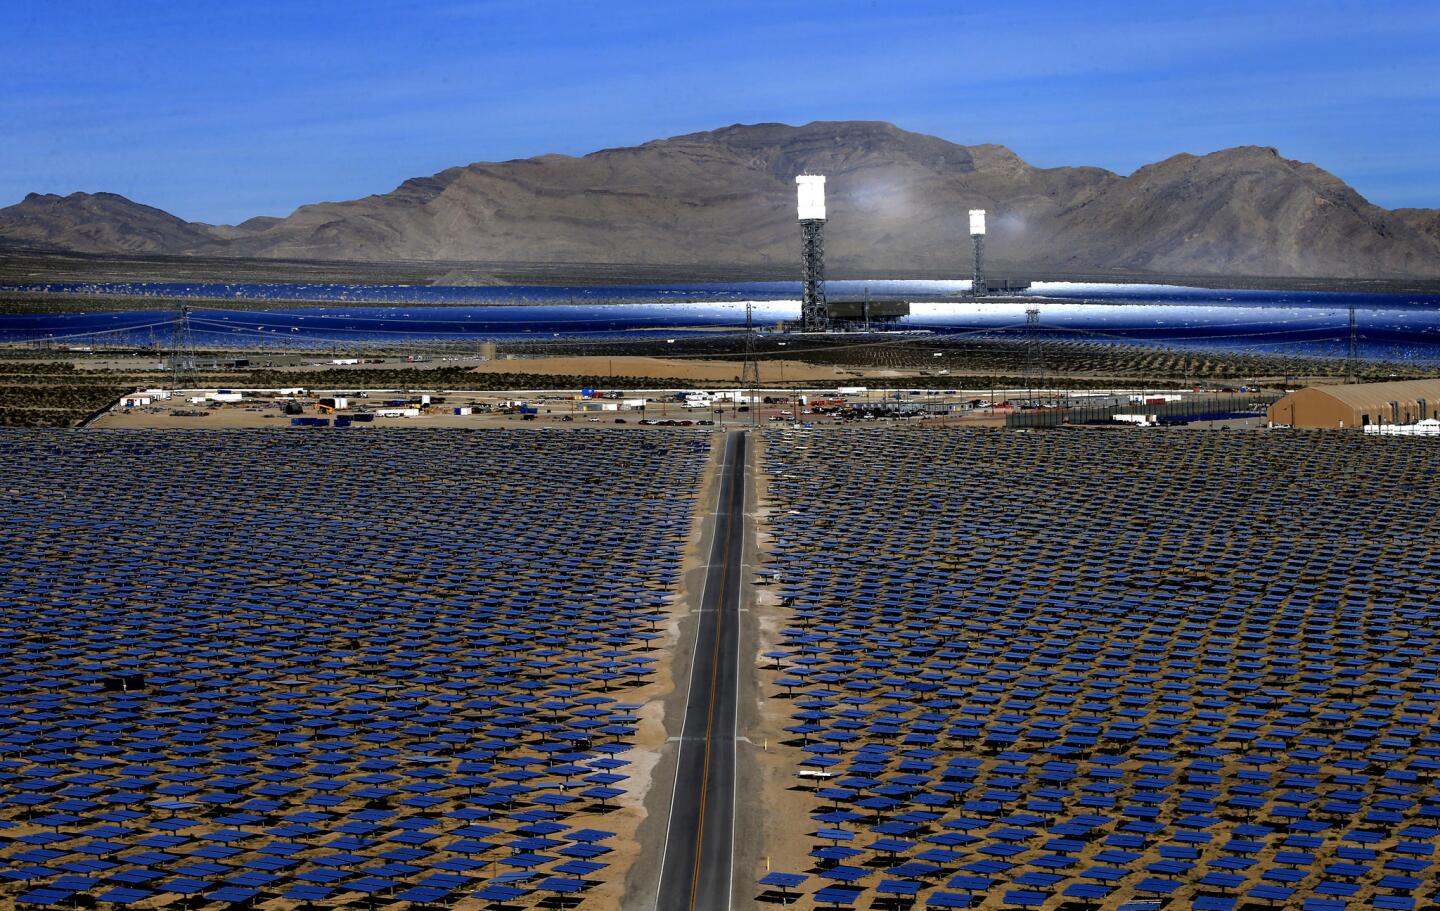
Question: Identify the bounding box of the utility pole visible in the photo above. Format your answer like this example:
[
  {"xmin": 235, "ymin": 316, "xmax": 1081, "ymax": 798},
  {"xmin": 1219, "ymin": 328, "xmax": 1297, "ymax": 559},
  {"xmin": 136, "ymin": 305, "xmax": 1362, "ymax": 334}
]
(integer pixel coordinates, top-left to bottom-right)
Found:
[
  {"xmin": 171, "ymin": 304, "xmax": 196, "ymax": 391},
  {"xmin": 1024, "ymin": 308, "xmax": 1043, "ymax": 407},
  {"xmin": 742, "ymin": 300, "xmax": 760, "ymax": 428},
  {"xmin": 1347, "ymin": 301, "xmax": 1358, "ymax": 384}
]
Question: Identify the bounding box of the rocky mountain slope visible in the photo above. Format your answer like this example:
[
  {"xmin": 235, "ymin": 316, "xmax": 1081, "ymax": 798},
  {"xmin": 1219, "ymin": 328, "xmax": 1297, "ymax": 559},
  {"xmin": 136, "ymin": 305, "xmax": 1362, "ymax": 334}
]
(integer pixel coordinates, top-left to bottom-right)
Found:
[
  {"xmin": 1033, "ymin": 147, "xmax": 1440, "ymax": 278},
  {"xmin": 1394, "ymin": 208, "xmax": 1440, "ymax": 249},
  {"xmin": 2, "ymin": 121, "xmax": 1436, "ymax": 279},
  {"xmin": 0, "ymin": 192, "xmax": 219, "ymax": 255}
]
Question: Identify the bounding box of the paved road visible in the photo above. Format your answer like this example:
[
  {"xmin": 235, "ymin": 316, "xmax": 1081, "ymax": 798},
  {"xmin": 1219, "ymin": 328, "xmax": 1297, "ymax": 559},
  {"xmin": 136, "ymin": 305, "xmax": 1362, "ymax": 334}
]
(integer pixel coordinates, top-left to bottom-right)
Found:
[{"xmin": 655, "ymin": 430, "xmax": 746, "ymax": 911}]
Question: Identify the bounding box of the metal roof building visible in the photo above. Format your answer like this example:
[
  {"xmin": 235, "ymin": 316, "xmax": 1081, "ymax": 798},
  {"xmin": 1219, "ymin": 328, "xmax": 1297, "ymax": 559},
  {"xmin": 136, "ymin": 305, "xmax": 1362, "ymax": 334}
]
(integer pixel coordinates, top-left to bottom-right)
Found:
[{"xmin": 1267, "ymin": 378, "xmax": 1440, "ymax": 429}]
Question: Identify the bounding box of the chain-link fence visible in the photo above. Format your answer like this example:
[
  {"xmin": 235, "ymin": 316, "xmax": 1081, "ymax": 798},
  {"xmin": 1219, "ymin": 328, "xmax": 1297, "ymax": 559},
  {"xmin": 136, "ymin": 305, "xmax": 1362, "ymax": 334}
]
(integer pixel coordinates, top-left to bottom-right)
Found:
[{"xmin": 1007, "ymin": 393, "xmax": 1281, "ymax": 428}]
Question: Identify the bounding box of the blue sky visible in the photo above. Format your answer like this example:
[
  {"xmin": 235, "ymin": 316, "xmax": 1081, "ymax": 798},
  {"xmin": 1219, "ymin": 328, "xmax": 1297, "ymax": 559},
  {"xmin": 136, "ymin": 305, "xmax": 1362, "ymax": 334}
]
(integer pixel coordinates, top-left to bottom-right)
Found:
[{"xmin": 3, "ymin": 0, "xmax": 1437, "ymax": 223}]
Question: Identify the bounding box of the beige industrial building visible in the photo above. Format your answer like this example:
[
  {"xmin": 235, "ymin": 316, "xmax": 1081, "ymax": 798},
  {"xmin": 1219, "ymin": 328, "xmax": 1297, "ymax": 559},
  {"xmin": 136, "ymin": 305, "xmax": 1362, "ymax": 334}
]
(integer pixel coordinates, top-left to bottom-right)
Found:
[{"xmin": 1268, "ymin": 378, "xmax": 1440, "ymax": 429}]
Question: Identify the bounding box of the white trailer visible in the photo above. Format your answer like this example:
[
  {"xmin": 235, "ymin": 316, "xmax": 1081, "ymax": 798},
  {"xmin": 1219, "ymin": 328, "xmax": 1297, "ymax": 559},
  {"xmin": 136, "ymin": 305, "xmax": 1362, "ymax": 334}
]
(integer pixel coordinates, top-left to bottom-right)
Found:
[
  {"xmin": 1365, "ymin": 419, "xmax": 1440, "ymax": 436},
  {"xmin": 1129, "ymin": 393, "xmax": 1182, "ymax": 404},
  {"xmin": 1114, "ymin": 413, "xmax": 1158, "ymax": 427}
]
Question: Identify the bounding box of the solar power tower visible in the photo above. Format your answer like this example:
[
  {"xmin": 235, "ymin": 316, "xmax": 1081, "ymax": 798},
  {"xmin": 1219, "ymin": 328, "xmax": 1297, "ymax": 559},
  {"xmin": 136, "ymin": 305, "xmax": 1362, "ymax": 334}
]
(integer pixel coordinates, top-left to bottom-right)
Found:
[
  {"xmin": 796, "ymin": 175, "xmax": 829, "ymax": 331},
  {"xmin": 970, "ymin": 209, "xmax": 987, "ymax": 296}
]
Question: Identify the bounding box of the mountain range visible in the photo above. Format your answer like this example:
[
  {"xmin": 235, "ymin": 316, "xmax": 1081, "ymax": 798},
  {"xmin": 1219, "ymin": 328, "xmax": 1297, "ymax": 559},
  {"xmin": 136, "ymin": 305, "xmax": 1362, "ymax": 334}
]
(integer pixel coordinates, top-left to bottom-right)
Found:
[{"xmin": 2, "ymin": 121, "xmax": 1437, "ymax": 280}]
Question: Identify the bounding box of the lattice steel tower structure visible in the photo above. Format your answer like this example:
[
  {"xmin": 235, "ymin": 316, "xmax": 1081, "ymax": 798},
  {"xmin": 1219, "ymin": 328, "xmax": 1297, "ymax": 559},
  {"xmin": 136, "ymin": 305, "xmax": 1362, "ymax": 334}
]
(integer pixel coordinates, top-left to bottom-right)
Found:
[
  {"xmin": 741, "ymin": 299, "xmax": 760, "ymax": 425},
  {"xmin": 1347, "ymin": 301, "xmax": 1358, "ymax": 384},
  {"xmin": 797, "ymin": 175, "xmax": 829, "ymax": 332},
  {"xmin": 170, "ymin": 304, "xmax": 197, "ymax": 391},
  {"xmin": 1024, "ymin": 307, "xmax": 1044, "ymax": 404},
  {"xmin": 970, "ymin": 209, "xmax": 987, "ymax": 296}
]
